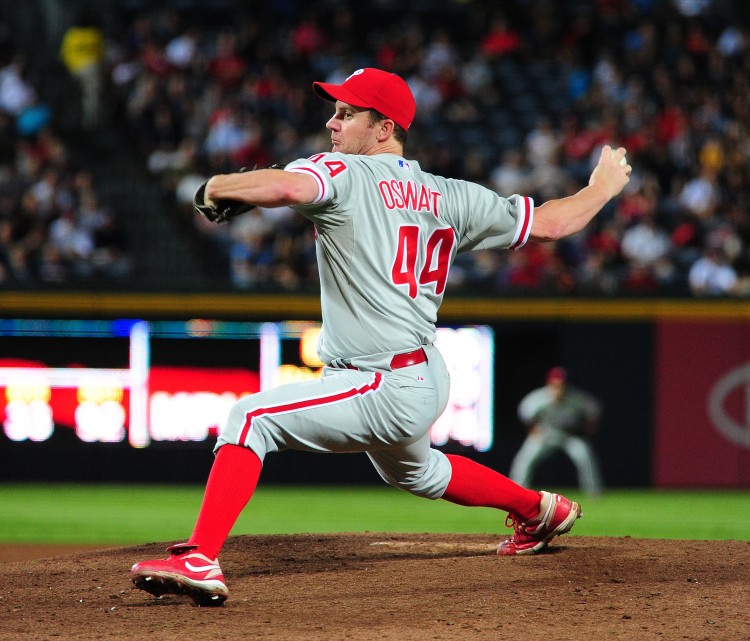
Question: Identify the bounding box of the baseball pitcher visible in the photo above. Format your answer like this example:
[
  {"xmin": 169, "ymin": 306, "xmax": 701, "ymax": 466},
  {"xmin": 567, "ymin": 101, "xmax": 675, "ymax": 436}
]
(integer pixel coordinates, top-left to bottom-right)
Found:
[{"xmin": 131, "ymin": 68, "xmax": 631, "ymax": 606}]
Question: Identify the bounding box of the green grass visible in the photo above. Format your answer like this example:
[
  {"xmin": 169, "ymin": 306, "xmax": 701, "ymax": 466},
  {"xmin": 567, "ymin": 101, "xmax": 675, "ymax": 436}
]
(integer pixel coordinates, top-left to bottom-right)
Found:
[{"xmin": 0, "ymin": 484, "xmax": 747, "ymax": 545}]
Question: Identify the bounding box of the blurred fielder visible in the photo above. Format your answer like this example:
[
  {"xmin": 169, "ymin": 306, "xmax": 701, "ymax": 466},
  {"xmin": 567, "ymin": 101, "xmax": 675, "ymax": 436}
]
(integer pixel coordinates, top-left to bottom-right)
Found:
[{"xmin": 511, "ymin": 367, "xmax": 604, "ymax": 497}]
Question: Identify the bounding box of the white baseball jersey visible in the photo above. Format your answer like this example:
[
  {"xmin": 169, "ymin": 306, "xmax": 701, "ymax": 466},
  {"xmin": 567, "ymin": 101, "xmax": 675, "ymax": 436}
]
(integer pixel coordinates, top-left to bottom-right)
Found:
[
  {"xmin": 285, "ymin": 152, "xmax": 533, "ymax": 365},
  {"xmin": 217, "ymin": 151, "xmax": 535, "ymax": 500},
  {"xmin": 517, "ymin": 386, "xmax": 602, "ymax": 437}
]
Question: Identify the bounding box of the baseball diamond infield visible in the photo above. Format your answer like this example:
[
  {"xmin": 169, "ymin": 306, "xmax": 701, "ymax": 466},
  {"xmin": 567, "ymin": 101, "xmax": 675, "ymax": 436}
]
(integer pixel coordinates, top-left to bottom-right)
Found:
[{"xmin": 1, "ymin": 534, "xmax": 748, "ymax": 641}]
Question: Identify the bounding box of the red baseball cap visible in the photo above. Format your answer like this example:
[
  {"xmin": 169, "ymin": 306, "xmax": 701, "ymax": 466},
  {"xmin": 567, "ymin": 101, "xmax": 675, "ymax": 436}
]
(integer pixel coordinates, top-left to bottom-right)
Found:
[
  {"xmin": 313, "ymin": 68, "xmax": 416, "ymax": 130},
  {"xmin": 546, "ymin": 367, "xmax": 567, "ymax": 384}
]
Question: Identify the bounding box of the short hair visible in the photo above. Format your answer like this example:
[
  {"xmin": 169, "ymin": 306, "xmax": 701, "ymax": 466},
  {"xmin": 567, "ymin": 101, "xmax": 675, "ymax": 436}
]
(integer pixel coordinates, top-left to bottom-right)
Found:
[{"xmin": 368, "ymin": 109, "xmax": 408, "ymax": 146}]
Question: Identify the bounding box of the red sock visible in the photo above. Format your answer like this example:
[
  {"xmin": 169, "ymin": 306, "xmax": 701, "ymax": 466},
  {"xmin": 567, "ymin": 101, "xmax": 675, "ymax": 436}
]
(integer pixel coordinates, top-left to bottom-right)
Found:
[
  {"xmin": 442, "ymin": 454, "xmax": 541, "ymax": 521},
  {"xmin": 188, "ymin": 445, "xmax": 262, "ymax": 559}
]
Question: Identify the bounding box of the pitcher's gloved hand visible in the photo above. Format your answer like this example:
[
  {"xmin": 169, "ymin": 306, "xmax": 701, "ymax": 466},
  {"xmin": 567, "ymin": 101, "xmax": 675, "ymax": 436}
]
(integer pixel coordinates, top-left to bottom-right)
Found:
[{"xmin": 193, "ymin": 164, "xmax": 284, "ymax": 224}]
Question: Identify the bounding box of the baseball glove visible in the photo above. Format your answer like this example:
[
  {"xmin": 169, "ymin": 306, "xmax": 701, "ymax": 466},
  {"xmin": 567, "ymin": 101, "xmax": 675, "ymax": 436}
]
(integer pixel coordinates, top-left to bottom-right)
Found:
[{"xmin": 193, "ymin": 164, "xmax": 284, "ymax": 224}]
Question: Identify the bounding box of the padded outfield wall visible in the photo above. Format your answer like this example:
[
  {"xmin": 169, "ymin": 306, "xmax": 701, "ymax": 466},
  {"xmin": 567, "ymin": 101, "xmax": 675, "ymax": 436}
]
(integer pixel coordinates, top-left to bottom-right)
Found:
[{"xmin": 0, "ymin": 292, "xmax": 748, "ymax": 488}]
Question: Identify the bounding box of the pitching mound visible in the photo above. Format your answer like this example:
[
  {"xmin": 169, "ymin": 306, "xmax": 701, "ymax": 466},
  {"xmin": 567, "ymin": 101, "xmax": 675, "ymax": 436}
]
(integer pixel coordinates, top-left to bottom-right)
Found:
[{"xmin": 1, "ymin": 534, "xmax": 748, "ymax": 640}]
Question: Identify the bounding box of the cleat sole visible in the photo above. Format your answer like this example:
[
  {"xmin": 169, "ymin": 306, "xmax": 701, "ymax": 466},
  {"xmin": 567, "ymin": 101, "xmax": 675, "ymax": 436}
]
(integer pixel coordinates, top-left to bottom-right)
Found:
[{"xmin": 132, "ymin": 572, "xmax": 227, "ymax": 607}]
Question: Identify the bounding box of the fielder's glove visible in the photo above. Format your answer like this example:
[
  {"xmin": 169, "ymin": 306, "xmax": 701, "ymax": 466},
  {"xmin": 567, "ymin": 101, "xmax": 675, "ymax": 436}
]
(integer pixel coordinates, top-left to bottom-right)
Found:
[{"xmin": 193, "ymin": 164, "xmax": 285, "ymax": 224}]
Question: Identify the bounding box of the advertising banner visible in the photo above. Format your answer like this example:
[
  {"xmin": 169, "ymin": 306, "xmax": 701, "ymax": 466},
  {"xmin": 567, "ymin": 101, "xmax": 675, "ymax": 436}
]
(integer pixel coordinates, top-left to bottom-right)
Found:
[
  {"xmin": 0, "ymin": 319, "xmax": 494, "ymax": 453},
  {"xmin": 654, "ymin": 321, "xmax": 750, "ymax": 487}
]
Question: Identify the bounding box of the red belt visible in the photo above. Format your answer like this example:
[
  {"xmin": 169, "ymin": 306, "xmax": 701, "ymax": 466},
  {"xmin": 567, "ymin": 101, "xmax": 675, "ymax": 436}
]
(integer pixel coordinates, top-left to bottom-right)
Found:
[
  {"xmin": 345, "ymin": 347, "xmax": 427, "ymax": 370},
  {"xmin": 390, "ymin": 347, "xmax": 428, "ymax": 369}
]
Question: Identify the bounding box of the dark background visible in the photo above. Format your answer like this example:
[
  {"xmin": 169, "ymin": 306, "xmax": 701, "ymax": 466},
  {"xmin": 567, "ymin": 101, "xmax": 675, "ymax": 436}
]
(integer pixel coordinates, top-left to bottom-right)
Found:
[{"xmin": 0, "ymin": 318, "xmax": 653, "ymax": 487}]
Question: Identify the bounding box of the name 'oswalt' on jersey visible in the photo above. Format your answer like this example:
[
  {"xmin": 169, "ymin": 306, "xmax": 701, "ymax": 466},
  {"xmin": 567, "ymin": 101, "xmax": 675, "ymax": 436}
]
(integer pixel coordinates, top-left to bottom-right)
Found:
[{"xmin": 284, "ymin": 150, "xmax": 532, "ymax": 363}]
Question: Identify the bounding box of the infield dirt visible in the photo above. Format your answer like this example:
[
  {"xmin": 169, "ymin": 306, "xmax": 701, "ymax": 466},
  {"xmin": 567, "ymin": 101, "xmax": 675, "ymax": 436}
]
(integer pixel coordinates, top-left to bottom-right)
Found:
[{"xmin": 1, "ymin": 534, "xmax": 748, "ymax": 641}]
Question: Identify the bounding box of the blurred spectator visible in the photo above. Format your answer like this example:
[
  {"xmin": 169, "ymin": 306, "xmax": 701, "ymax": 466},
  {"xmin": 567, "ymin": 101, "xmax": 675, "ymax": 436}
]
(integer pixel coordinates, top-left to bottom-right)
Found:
[
  {"xmin": 228, "ymin": 210, "xmax": 274, "ymax": 289},
  {"xmin": 47, "ymin": 207, "xmax": 95, "ymax": 278},
  {"xmin": 576, "ymin": 250, "xmax": 618, "ymax": 295},
  {"xmin": 0, "ymin": 55, "xmax": 36, "ymax": 116},
  {"xmin": 525, "ymin": 116, "xmax": 561, "ymax": 169},
  {"xmin": 421, "ymin": 29, "xmax": 459, "ymax": 81},
  {"xmin": 527, "ymin": 153, "xmax": 570, "ymax": 201},
  {"xmin": 678, "ymin": 166, "xmax": 720, "ymax": 219},
  {"xmin": 688, "ymin": 246, "xmax": 738, "ymax": 296},
  {"xmin": 481, "ymin": 13, "xmax": 522, "ymax": 58},
  {"xmin": 673, "ymin": 0, "xmax": 714, "ymax": 18},
  {"xmin": 59, "ymin": 11, "xmax": 106, "ymax": 130},
  {"xmin": 489, "ymin": 148, "xmax": 530, "ymax": 196},
  {"xmin": 620, "ymin": 214, "xmax": 673, "ymax": 270},
  {"xmin": 405, "ymin": 71, "xmax": 442, "ymax": 122},
  {"xmin": 460, "ymin": 53, "xmax": 494, "ymax": 101},
  {"xmin": 164, "ymin": 27, "xmax": 199, "ymax": 70},
  {"xmin": 207, "ymin": 31, "xmax": 247, "ymax": 92},
  {"xmin": 716, "ymin": 24, "xmax": 746, "ymax": 58}
]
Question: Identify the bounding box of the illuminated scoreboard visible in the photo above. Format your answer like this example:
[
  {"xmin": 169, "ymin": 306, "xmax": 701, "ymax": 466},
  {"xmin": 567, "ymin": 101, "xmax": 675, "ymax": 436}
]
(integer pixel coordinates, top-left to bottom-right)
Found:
[{"xmin": 0, "ymin": 320, "xmax": 494, "ymax": 451}]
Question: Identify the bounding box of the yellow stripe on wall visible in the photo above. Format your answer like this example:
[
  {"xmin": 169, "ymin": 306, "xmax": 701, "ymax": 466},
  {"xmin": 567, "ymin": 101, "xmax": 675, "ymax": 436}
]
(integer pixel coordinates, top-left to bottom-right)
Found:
[{"xmin": 2, "ymin": 291, "xmax": 750, "ymax": 321}]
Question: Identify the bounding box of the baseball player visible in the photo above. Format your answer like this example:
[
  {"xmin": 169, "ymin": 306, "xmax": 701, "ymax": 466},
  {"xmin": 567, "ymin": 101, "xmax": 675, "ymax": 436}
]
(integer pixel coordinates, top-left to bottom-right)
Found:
[
  {"xmin": 510, "ymin": 367, "xmax": 604, "ymax": 496},
  {"xmin": 131, "ymin": 68, "xmax": 631, "ymax": 606}
]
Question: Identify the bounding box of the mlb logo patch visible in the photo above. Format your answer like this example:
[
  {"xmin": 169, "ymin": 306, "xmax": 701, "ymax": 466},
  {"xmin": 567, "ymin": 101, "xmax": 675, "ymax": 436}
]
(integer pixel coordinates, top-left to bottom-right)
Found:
[{"xmin": 398, "ymin": 159, "xmax": 411, "ymax": 170}]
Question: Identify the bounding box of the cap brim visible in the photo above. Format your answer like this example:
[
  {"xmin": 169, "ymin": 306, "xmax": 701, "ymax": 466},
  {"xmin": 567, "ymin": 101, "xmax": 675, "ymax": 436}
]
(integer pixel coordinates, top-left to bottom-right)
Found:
[{"xmin": 313, "ymin": 81, "xmax": 372, "ymax": 109}]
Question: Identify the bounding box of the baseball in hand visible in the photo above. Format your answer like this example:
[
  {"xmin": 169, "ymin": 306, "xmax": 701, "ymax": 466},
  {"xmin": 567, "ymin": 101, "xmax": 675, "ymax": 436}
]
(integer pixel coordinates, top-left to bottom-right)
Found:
[{"xmin": 620, "ymin": 156, "xmax": 628, "ymax": 166}]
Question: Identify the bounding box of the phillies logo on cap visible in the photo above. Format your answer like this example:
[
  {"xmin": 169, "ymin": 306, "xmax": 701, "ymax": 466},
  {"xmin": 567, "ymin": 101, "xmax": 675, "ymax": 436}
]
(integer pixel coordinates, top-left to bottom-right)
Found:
[{"xmin": 345, "ymin": 69, "xmax": 365, "ymax": 82}]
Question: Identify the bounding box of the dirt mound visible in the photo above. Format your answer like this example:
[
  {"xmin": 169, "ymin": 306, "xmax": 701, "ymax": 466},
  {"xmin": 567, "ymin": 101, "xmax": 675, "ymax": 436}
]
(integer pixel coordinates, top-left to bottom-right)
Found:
[{"xmin": 1, "ymin": 534, "xmax": 748, "ymax": 641}]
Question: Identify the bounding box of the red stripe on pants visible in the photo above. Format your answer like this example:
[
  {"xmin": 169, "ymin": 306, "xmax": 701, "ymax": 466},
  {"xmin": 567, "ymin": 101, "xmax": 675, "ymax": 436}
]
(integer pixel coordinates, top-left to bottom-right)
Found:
[{"xmin": 237, "ymin": 372, "xmax": 383, "ymax": 445}]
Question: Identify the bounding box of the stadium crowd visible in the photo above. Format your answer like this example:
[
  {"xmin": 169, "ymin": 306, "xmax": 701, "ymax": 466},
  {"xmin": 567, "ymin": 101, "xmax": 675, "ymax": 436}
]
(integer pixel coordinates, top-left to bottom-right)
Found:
[
  {"xmin": 0, "ymin": 30, "xmax": 132, "ymax": 286},
  {"xmin": 2, "ymin": 0, "xmax": 750, "ymax": 296}
]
